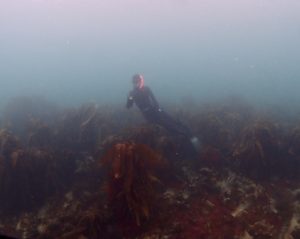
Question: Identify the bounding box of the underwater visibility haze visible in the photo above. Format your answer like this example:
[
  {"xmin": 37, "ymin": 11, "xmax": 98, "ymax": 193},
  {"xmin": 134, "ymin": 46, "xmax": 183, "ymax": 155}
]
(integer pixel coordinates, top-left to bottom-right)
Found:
[
  {"xmin": 0, "ymin": 0, "xmax": 300, "ymax": 107},
  {"xmin": 1, "ymin": 0, "xmax": 300, "ymax": 238}
]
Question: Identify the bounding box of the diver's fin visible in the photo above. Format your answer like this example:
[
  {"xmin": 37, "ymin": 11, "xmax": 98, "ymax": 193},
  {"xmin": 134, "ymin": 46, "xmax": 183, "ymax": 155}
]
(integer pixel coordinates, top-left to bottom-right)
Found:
[{"xmin": 190, "ymin": 136, "xmax": 202, "ymax": 153}]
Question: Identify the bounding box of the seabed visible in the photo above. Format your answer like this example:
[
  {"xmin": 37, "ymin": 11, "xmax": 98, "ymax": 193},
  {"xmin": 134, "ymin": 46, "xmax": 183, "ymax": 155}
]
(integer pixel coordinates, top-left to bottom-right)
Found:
[{"xmin": 0, "ymin": 97, "xmax": 300, "ymax": 239}]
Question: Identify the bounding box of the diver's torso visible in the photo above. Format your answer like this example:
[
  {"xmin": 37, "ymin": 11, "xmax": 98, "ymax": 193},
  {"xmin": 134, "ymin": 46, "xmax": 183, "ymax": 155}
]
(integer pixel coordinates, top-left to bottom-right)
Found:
[{"xmin": 131, "ymin": 87, "xmax": 154, "ymax": 112}]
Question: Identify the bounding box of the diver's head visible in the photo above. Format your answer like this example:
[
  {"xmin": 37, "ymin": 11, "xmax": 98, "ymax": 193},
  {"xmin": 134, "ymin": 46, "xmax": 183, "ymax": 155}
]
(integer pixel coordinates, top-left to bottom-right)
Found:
[{"xmin": 132, "ymin": 74, "xmax": 144, "ymax": 89}]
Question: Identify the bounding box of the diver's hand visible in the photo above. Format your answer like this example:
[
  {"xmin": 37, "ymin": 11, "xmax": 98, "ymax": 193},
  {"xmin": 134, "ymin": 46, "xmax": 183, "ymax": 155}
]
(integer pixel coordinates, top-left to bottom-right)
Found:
[
  {"xmin": 126, "ymin": 94, "xmax": 134, "ymax": 109},
  {"xmin": 127, "ymin": 94, "xmax": 133, "ymax": 101}
]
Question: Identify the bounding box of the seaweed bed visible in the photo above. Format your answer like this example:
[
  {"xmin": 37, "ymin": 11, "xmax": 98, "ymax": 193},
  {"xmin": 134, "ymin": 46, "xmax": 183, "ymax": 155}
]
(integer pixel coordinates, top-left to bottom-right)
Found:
[{"xmin": 0, "ymin": 96, "xmax": 300, "ymax": 239}]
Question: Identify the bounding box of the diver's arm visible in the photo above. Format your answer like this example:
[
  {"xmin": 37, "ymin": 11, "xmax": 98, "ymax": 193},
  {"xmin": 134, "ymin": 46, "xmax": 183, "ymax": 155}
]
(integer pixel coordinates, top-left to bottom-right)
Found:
[{"xmin": 126, "ymin": 92, "xmax": 134, "ymax": 108}]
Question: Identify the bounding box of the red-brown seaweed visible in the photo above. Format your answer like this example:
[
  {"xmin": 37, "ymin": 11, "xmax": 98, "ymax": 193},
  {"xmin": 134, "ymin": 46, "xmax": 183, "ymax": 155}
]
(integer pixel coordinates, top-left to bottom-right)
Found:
[{"xmin": 101, "ymin": 142, "xmax": 166, "ymax": 228}]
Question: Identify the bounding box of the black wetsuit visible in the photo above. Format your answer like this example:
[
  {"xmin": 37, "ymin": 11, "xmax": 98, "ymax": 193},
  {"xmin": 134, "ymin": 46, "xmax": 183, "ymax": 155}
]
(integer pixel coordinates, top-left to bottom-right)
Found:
[{"xmin": 126, "ymin": 86, "xmax": 192, "ymax": 137}]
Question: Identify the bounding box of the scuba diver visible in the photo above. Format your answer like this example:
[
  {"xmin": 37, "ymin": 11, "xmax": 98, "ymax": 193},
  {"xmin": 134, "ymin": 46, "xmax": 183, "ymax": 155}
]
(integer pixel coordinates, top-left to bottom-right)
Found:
[{"xmin": 126, "ymin": 74, "xmax": 201, "ymax": 152}]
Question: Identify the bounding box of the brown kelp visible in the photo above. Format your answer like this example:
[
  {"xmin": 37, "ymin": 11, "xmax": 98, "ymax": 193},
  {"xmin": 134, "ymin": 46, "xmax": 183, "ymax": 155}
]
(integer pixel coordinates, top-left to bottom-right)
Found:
[
  {"xmin": 0, "ymin": 97, "xmax": 300, "ymax": 238},
  {"xmin": 233, "ymin": 120, "xmax": 284, "ymax": 178}
]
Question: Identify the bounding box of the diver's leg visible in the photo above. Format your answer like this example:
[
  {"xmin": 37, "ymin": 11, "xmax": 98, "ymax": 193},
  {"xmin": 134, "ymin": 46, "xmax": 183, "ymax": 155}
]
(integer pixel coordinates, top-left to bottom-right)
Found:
[
  {"xmin": 157, "ymin": 111, "xmax": 190, "ymax": 136},
  {"xmin": 158, "ymin": 111, "xmax": 202, "ymax": 152}
]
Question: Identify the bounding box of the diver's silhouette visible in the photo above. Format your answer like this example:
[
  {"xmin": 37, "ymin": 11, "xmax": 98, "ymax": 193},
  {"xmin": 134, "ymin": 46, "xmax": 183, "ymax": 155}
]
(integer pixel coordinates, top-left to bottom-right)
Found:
[{"xmin": 126, "ymin": 74, "xmax": 200, "ymax": 151}]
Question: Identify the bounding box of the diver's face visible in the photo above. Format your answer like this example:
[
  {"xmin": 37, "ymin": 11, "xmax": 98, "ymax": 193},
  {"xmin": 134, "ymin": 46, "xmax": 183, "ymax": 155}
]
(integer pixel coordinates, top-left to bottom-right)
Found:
[{"xmin": 133, "ymin": 80, "xmax": 141, "ymax": 89}]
